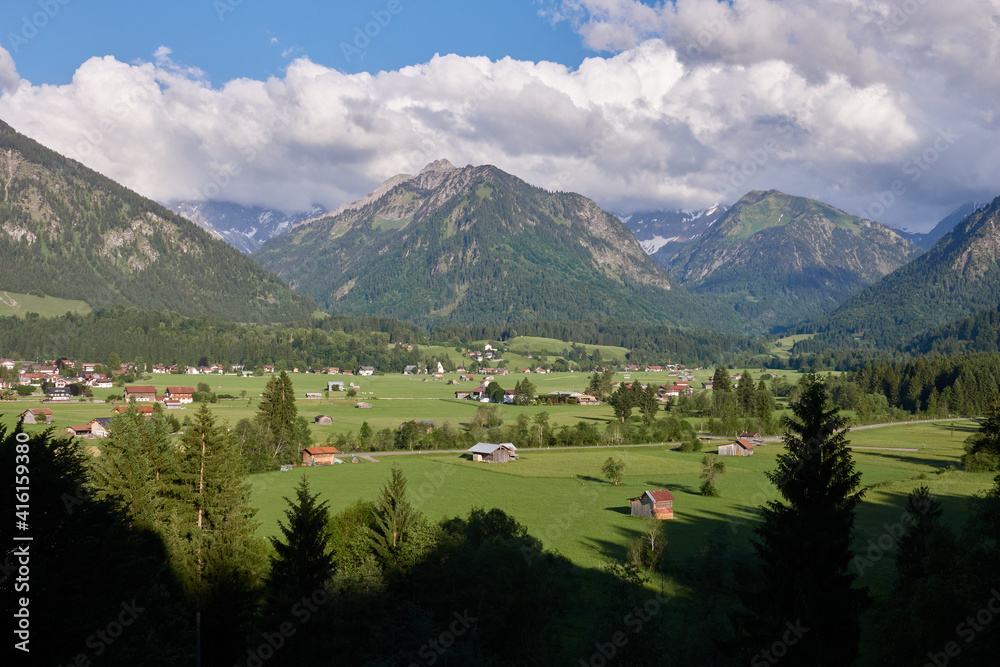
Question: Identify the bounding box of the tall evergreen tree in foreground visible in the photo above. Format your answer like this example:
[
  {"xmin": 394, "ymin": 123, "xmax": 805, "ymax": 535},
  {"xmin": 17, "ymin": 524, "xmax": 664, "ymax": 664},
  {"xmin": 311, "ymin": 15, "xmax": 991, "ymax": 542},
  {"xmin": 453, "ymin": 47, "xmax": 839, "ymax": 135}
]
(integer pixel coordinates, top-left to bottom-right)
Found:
[
  {"xmin": 736, "ymin": 374, "xmax": 868, "ymax": 666},
  {"xmin": 265, "ymin": 476, "xmax": 334, "ymax": 609},
  {"xmin": 260, "ymin": 476, "xmax": 335, "ymax": 664},
  {"xmin": 176, "ymin": 405, "xmax": 266, "ymax": 667}
]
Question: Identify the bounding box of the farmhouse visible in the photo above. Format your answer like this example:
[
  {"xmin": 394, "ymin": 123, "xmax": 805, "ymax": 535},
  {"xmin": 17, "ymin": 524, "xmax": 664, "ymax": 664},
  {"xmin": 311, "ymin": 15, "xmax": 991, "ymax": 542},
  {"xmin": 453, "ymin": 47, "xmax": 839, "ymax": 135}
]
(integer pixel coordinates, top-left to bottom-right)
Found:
[
  {"xmin": 327, "ymin": 381, "xmax": 345, "ymax": 392},
  {"xmin": 124, "ymin": 386, "xmax": 157, "ymax": 402},
  {"xmin": 314, "ymin": 415, "xmax": 333, "ymax": 425},
  {"xmin": 359, "ymin": 366, "xmax": 376, "ymax": 376},
  {"xmin": 467, "ymin": 442, "xmax": 517, "ymax": 463},
  {"xmin": 45, "ymin": 388, "xmax": 72, "ymax": 403},
  {"xmin": 19, "ymin": 408, "xmax": 52, "ymax": 424},
  {"xmin": 577, "ymin": 395, "xmax": 599, "ymax": 406},
  {"xmin": 302, "ymin": 446, "xmax": 340, "ymax": 466},
  {"xmin": 718, "ymin": 438, "xmax": 755, "ymax": 456},
  {"xmin": 65, "ymin": 424, "xmax": 92, "ymax": 437},
  {"xmin": 454, "ymin": 391, "xmax": 472, "ymax": 400},
  {"xmin": 165, "ymin": 387, "xmax": 195, "ymax": 403},
  {"xmin": 89, "ymin": 418, "xmax": 112, "ymax": 438},
  {"xmin": 629, "ymin": 490, "xmax": 675, "ymax": 520}
]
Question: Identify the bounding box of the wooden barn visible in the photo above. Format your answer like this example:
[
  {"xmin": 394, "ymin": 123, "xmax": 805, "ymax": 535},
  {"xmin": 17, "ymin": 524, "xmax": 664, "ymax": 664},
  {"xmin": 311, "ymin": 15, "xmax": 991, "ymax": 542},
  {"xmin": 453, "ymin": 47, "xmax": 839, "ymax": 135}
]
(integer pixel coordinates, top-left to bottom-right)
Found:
[
  {"xmin": 629, "ymin": 490, "xmax": 675, "ymax": 520},
  {"xmin": 314, "ymin": 415, "xmax": 333, "ymax": 425},
  {"xmin": 302, "ymin": 446, "xmax": 340, "ymax": 466},
  {"xmin": 19, "ymin": 408, "xmax": 52, "ymax": 424},
  {"xmin": 718, "ymin": 438, "xmax": 755, "ymax": 456},
  {"xmin": 467, "ymin": 442, "xmax": 518, "ymax": 463}
]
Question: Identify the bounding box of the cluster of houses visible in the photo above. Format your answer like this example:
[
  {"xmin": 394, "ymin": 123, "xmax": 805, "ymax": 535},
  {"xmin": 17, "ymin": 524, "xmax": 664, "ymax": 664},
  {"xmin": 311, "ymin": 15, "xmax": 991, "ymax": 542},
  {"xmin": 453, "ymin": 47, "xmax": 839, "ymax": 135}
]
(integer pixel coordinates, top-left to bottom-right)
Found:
[
  {"xmin": 23, "ymin": 385, "xmax": 197, "ymax": 438},
  {"xmin": 0, "ymin": 359, "xmax": 118, "ymax": 396},
  {"xmin": 19, "ymin": 400, "xmax": 165, "ymax": 439}
]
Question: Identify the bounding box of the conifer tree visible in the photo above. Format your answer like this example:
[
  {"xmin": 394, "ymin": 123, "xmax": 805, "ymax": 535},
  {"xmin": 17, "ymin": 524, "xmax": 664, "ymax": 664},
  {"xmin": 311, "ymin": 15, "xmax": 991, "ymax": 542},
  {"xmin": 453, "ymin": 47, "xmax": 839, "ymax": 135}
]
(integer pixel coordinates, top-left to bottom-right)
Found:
[
  {"xmin": 736, "ymin": 370, "xmax": 755, "ymax": 414},
  {"xmin": 174, "ymin": 405, "xmax": 265, "ymax": 666},
  {"xmin": 368, "ymin": 464, "xmax": 425, "ymax": 570},
  {"xmin": 264, "ymin": 477, "xmax": 334, "ymax": 614},
  {"xmin": 90, "ymin": 405, "xmax": 177, "ymax": 529},
  {"xmin": 736, "ymin": 374, "xmax": 868, "ymax": 666}
]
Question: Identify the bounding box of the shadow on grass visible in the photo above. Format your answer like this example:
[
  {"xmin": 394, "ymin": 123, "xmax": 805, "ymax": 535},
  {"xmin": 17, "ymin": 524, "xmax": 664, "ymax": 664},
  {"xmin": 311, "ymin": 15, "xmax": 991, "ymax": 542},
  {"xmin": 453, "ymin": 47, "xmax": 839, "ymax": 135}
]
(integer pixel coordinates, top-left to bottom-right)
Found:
[
  {"xmin": 851, "ymin": 449, "xmax": 956, "ymax": 469},
  {"xmin": 576, "ymin": 474, "xmax": 611, "ymax": 484},
  {"xmin": 644, "ymin": 482, "xmax": 700, "ymax": 495}
]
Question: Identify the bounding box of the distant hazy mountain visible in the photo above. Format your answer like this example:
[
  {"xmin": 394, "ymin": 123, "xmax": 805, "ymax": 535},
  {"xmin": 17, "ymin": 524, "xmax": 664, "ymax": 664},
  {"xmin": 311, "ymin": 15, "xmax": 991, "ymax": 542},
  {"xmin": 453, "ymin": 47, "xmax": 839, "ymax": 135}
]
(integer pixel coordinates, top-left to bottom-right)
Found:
[
  {"xmin": 254, "ymin": 159, "xmax": 739, "ymax": 329},
  {"xmin": 817, "ymin": 195, "xmax": 1000, "ymax": 347},
  {"xmin": 166, "ymin": 201, "xmax": 326, "ymax": 254},
  {"xmin": 667, "ymin": 190, "xmax": 921, "ymax": 331},
  {"xmin": 891, "ymin": 202, "xmax": 988, "ymax": 251},
  {"xmin": 0, "ymin": 119, "xmax": 315, "ymax": 323},
  {"xmin": 619, "ymin": 205, "xmax": 728, "ymax": 266}
]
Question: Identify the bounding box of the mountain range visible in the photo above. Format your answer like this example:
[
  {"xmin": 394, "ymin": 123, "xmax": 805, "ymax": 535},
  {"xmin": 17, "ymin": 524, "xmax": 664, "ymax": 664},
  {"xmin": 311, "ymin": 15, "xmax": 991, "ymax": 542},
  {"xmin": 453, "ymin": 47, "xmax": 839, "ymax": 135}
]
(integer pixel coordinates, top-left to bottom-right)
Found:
[
  {"xmin": 815, "ymin": 195, "xmax": 1000, "ymax": 347},
  {"xmin": 0, "ymin": 119, "xmax": 315, "ymax": 323},
  {"xmin": 253, "ymin": 159, "xmax": 737, "ymax": 329},
  {"xmin": 619, "ymin": 205, "xmax": 729, "ymax": 265},
  {"xmin": 165, "ymin": 201, "xmax": 327, "ymax": 254},
  {"xmin": 890, "ymin": 202, "xmax": 987, "ymax": 251},
  {"xmin": 664, "ymin": 190, "xmax": 922, "ymax": 331}
]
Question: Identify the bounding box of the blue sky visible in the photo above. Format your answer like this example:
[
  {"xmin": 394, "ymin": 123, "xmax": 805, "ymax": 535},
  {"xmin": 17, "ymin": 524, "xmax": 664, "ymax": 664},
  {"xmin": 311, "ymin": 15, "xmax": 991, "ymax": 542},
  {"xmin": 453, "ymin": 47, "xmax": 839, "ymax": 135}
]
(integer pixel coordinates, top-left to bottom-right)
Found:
[
  {"xmin": 1, "ymin": 0, "xmax": 590, "ymax": 85},
  {"xmin": 1, "ymin": 0, "xmax": 997, "ymax": 230}
]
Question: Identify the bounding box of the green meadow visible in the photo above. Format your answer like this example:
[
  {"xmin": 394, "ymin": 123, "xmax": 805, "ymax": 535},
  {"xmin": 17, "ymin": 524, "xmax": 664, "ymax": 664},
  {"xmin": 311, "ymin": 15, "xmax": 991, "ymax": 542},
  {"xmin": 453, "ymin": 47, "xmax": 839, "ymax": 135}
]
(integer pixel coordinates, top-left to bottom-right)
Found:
[
  {"xmin": 0, "ymin": 290, "xmax": 92, "ymax": 318},
  {"xmin": 4, "ymin": 371, "xmax": 992, "ymax": 588},
  {"xmin": 250, "ymin": 418, "xmax": 994, "ymax": 591}
]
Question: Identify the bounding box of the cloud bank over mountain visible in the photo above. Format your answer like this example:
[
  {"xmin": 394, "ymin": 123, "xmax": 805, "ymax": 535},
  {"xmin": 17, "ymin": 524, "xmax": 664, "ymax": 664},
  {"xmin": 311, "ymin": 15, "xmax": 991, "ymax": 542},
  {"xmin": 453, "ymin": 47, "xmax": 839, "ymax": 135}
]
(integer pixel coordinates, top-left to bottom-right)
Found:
[{"xmin": 0, "ymin": 0, "xmax": 997, "ymax": 229}]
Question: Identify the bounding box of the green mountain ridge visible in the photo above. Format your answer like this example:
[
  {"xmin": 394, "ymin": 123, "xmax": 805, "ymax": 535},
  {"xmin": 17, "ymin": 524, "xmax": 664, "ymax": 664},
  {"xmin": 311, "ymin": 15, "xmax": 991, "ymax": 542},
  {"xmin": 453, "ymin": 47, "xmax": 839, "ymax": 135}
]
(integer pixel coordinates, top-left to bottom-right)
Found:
[
  {"xmin": 815, "ymin": 195, "xmax": 1000, "ymax": 348},
  {"xmin": 254, "ymin": 160, "xmax": 739, "ymax": 330},
  {"xmin": 667, "ymin": 190, "xmax": 921, "ymax": 331},
  {"xmin": 0, "ymin": 119, "xmax": 315, "ymax": 323}
]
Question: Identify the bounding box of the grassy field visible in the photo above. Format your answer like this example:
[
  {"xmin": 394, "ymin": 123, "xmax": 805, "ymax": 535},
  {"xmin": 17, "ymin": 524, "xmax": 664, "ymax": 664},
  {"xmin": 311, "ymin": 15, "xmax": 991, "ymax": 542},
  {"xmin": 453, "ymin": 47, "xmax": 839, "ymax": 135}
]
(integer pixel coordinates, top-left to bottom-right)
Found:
[
  {"xmin": 0, "ymin": 290, "xmax": 92, "ymax": 318},
  {"xmin": 769, "ymin": 333, "xmax": 815, "ymax": 360},
  {"xmin": 250, "ymin": 418, "xmax": 994, "ymax": 594},
  {"xmin": 4, "ymin": 371, "xmax": 992, "ymax": 596},
  {"xmin": 0, "ymin": 366, "xmax": 821, "ymax": 444}
]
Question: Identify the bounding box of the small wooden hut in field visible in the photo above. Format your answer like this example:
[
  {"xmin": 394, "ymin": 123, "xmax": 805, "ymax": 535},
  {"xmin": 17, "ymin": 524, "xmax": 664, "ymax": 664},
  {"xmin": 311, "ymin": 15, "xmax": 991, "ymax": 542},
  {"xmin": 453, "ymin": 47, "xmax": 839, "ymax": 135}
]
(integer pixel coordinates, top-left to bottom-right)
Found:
[
  {"xmin": 629, "ymin": 490, "xmax": 675, "ymax": 520},
  {"xmin": 19, "ymin": 408, "xmax": 52, "ymax": 424},
  {"xmin": 718, "ymin": 438, "xmax": 755, "ymax": 456},
  {"xmin": 314, "ymin": 415, "xmax": 333, "ymax": 425},
  {"xmin": 467, "ymin": 442, "xmax": 517, "ymax": 463},
  {"xmin": 302, "ymin": 446, "xmax": 340, "ymax": 466}
]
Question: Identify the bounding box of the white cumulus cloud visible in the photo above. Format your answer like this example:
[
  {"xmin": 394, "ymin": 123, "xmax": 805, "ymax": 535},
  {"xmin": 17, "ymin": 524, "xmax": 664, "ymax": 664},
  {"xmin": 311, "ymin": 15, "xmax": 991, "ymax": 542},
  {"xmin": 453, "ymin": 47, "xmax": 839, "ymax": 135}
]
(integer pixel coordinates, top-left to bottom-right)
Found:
[{"xmin": 0, "ymin": 2, "xmax": 998, "ymax": 230}]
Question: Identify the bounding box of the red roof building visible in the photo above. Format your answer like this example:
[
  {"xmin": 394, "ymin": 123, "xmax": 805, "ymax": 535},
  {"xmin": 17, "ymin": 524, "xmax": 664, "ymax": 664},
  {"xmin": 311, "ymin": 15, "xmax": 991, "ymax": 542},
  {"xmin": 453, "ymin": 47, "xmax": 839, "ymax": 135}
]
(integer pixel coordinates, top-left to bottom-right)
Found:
[
  {"xmin": 302, "ymin": 447, "xmax": 340, "ymax": 466},
  {"xmin": 629, "ymin": 490, "xmax": 675, "ymax": 520}
]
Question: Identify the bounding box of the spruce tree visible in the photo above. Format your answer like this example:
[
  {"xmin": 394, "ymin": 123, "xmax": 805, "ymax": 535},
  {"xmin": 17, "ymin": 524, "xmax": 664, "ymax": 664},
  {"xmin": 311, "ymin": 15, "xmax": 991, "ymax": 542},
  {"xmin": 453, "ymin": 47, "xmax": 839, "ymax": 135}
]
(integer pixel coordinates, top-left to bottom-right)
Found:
[
  {"xmin": 264, "ymin": 477, "xmax": 334, "ymax": 615},
  {"xmin": 368, "ymin": 464, "xmax": 421, "ymax": 569},
  {"xmin": 736, "ymin": 374, "xmax": 868, "ymax": 666},
  {"xmin": 174, "ymin": 405, "xmax": 265, "ymax": 667},
  {"xmin": 91, "ymin": 406, "xmax": 177, "ymax": 529},
  {"xmin": 736, "ymin": 370, "xmax": 755, "ymax": 414}
]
